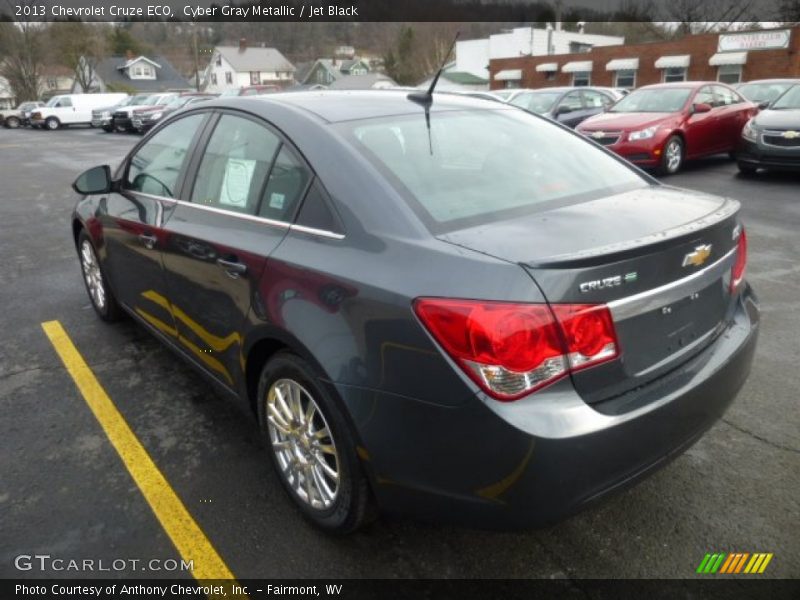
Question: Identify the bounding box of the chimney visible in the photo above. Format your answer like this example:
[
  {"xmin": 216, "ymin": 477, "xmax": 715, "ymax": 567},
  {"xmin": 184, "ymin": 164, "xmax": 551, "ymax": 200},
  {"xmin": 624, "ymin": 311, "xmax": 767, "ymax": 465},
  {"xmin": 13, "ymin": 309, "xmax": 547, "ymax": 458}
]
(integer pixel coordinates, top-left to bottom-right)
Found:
[{"xmin": 239, "ymin": 38, "xmax": 247, "ymax": 52}]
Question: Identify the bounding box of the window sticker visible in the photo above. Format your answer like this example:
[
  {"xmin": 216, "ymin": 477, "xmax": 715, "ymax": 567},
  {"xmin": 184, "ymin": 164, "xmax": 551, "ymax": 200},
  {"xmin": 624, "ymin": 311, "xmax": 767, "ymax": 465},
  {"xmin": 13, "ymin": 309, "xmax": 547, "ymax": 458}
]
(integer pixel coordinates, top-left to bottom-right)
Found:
[
  {"xmin": 269, "ymin": 192, "xmax": 286, "ymax": 210},
  {"xmin": 219, "ymin": 158, "xmax": 256, "ymax": 207}
]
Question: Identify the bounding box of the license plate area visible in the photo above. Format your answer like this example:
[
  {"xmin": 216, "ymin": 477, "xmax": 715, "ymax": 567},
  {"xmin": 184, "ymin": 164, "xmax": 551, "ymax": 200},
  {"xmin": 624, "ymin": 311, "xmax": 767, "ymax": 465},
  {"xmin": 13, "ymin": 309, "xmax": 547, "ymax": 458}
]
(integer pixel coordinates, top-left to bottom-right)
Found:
[{"xmin": 616, "ymin": 279, "xmax": 727, "ymax": 376}]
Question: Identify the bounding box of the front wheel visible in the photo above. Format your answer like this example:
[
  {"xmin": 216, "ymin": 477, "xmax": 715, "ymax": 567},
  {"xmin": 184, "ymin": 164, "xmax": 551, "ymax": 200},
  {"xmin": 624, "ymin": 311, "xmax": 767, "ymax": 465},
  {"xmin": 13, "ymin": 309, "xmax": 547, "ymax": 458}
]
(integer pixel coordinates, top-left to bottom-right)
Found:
[
  {"xmin": 78, "ymin": 231, "xmax": 123, "ymax": 322},
  {"xmin": 5, "ymin": 116, "xmax": 20, "ymax": 128},
  {"xmin": 658, "ymin": 135, "xmax": 684, "ymax": 175},
  {"xmin": 256, "ymin": 352, "xmax": 373, "ymax": 533},
  {"xmin": 45, "ymin": 117, "xmax": 60, "ymax": 130}
]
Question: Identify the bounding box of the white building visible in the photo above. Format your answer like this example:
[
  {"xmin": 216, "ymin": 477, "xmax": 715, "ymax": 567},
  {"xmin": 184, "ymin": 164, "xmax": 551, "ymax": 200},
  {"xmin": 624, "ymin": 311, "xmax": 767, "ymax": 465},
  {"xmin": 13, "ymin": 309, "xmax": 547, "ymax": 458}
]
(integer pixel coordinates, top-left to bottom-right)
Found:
[
  {"xmin": 205, "ymin": 39, "xmax": 295, "ymax": 92},
  {"xmin": 0, "ymin": 75, "xmax": 15, "ymax": 109},
  {"xmin": 455, "ymin": 26, "xmax": 624, "ymax": 81}
]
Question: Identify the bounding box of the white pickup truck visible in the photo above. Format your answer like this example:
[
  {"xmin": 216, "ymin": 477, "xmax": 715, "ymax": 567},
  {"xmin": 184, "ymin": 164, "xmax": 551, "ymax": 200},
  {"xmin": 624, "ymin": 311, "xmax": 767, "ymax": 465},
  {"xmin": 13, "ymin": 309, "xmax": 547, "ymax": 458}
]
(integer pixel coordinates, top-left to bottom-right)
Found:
[{"xmin": 30, "ymin": 93, "xmax": 128, "ymax": 130}]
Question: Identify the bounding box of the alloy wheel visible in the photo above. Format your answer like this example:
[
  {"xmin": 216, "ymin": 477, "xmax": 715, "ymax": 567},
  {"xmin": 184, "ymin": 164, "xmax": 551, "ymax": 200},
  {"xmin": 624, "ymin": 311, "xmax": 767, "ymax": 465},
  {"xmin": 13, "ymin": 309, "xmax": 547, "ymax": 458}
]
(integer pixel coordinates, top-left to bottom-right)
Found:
[
  {"xmin": 80, "ymin": 240, "xmax": 106, "ymax": 311},
  {"xmin": 266, "ymin": 378, "xmax": 340, "ymax": 511},
  {"xmin": 665, "ymin": 139, "xmax": 682, "ymax": 173}
]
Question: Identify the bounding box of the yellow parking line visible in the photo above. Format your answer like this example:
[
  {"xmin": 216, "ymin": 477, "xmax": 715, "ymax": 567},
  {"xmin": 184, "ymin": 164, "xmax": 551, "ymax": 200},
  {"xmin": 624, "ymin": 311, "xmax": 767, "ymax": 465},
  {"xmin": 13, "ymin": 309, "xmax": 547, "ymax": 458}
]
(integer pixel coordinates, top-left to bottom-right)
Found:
[{"xmin": 41, "ymin": 320, "xmax": 241, "ymax": 593}]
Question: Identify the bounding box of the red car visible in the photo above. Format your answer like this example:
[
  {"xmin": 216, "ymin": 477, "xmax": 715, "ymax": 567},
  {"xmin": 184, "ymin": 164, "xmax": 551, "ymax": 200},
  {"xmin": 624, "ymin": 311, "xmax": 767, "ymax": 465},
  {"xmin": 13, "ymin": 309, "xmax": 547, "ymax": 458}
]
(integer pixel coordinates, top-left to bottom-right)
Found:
[{"xmin": 576, "ymin": 82, "xmax": 757, "ymax": 174}]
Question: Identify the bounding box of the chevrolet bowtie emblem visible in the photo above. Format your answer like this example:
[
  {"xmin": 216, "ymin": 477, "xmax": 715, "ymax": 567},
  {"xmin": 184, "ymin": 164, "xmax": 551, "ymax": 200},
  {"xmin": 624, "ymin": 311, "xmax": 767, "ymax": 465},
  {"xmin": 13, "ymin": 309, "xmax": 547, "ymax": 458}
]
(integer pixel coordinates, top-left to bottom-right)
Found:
[
  {"xmin": 682, "ymin": 244, "xmax": 713, "ymax": 268},
  {"xmin": 781, "ymin": 130, "xmax": 799, "ymax": 139},
  {"xmin": 592, "ymin": 131, "xmax": 606, "ymax": 138}
]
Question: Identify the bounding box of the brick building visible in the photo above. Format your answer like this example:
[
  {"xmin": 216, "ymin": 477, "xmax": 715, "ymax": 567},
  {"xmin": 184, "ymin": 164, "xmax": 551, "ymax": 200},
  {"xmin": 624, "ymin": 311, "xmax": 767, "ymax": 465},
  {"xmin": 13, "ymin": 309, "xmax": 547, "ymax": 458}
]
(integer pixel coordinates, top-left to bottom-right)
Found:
[{"xmin": 490, "ymin": 26, "xmax": 800, "ymax": 91}]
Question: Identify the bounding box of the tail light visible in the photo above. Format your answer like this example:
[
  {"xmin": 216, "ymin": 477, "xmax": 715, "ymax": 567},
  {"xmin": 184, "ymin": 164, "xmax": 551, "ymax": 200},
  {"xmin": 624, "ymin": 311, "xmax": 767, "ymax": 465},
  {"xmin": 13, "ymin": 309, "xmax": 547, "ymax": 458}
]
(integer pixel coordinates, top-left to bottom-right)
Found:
[
  {"xmin": 414, "ymin": 299, "xmax": 619, "ymax": 401},
  {"xmin": 730, "ymin": 228, "xmax": 747, "ymax": 293}
]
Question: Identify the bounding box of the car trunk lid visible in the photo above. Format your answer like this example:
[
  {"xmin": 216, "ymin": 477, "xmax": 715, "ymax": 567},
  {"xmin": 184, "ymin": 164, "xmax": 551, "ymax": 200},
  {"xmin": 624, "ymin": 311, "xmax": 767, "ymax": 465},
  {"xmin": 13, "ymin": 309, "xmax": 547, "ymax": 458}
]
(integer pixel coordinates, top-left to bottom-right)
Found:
[{"xmin": 436, "ymin": 185, "xmax": 742, "ymax": 403}]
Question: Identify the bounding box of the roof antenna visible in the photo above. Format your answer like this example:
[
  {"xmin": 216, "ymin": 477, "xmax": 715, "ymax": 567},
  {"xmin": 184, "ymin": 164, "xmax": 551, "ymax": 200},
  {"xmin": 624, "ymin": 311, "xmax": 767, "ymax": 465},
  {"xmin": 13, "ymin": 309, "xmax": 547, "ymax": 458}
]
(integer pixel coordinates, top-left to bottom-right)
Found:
[{"xmin": 408, "ymin": 31, "xmax": 460, "ymax": 155}]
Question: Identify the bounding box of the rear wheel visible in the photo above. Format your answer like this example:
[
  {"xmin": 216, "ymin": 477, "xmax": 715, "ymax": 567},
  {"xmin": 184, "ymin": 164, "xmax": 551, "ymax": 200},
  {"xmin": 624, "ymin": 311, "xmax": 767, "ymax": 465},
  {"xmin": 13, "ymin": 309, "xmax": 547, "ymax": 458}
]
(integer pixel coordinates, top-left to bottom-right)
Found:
[
  {"xmin": 658, "ymin": 135, "xmax": 684, "ymax": 175},
  {"xmin": 102, "ymin": 125, "xmax": 113, "ymax": 133},
  {"xmin": 45, "ymin": 117, "xmax": 60, "ymax": 130},
  {"xmin": 5, "ymin": 116, "xmax": 20, "ymax": 128},
  {"xmin": 78, "ymin": 231, "xmax": 123, "ymax": 322},
  {"xmin": 256, "ymin": 352, "xmax": 372, "ymax": 533}
]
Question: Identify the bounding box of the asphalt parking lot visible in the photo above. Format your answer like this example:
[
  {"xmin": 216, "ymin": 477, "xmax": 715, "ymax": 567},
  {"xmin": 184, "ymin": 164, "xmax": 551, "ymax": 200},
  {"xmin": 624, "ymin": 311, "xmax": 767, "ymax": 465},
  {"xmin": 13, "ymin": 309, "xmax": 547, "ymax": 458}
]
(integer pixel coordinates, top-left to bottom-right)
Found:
[{"xmin": 0, "ymin": 125, "xmax": 798, "ymax": 581}]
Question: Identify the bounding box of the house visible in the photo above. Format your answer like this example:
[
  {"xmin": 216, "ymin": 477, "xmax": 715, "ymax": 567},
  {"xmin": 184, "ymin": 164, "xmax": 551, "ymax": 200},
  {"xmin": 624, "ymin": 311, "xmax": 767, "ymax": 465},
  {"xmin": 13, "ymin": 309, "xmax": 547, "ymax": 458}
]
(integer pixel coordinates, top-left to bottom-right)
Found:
[
  {"xmin": 75, "ymin": 54, "xmax": 191, "ymax": 93},
  {"xmin": 204, "ymin": 39, "xmax": 295, "ymax": 93},
  {"xmin": 327, "ymin": 73, "xmax": 397, "ymax": 90},
  {"xmin": 417, "ymin": 63, "xmax": 489, "ymax": 91},
  {"xmin": 0, "ymin": 75, "xmax": 14, "ymax": 109},
  {"xmin": 40, "ymin": 65, "xmax": 75, "ymax": 100},
  {"xmin": 295, "ymin": 57, "xmax": 372, "ymax": 87}
]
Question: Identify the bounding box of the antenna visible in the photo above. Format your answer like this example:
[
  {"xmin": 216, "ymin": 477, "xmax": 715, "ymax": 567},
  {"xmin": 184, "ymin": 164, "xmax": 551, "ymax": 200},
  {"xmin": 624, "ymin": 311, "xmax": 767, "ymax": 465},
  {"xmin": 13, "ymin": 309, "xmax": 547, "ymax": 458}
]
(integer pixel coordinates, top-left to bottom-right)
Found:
[
  {"xmin": 408, "ymin": 31, "xmax": 460, "ymax": 107},
  {"xmin": 407, "ymin": 31, "xmax": 460, "ymax": 155}
]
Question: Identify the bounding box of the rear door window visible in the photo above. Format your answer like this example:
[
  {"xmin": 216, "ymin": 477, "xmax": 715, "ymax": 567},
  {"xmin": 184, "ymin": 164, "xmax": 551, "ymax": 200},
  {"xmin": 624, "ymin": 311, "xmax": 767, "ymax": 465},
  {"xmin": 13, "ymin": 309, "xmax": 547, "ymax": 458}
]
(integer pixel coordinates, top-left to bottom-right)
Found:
[{"xmin": 189, "ymin": 114, "xmax": 281, "ymax": 214}]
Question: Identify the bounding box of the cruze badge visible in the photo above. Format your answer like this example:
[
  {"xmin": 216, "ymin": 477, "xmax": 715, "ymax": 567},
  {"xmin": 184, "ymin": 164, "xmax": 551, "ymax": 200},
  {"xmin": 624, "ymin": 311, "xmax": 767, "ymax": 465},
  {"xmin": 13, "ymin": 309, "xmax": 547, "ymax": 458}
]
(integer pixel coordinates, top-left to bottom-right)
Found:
[
  {"xmin": 781, "ymin": 130, "xmax": 799, "ymax": 139},
  {"xmin": 579, "ymin": 272, "xmax": 638, "ymax": 293},
  {"xmin": 592, "ymin": 131, "xmax": 606, "ymax": 139},
  {"xmin": 682, "ymin": 244, "xmax": 713, "ymax": 268}
]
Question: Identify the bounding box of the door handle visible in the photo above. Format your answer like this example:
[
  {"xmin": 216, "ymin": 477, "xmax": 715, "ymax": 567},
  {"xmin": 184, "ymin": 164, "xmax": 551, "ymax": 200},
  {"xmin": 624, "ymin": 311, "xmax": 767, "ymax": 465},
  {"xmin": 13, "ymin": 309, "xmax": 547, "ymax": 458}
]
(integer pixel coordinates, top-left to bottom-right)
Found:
[
  {"xmin": 138, "ymin": 233, "xmax": 157, "ymax": 249},
  {"xmin": 216, "ymin": 257, "xmax": 247, "ymax": 278}
]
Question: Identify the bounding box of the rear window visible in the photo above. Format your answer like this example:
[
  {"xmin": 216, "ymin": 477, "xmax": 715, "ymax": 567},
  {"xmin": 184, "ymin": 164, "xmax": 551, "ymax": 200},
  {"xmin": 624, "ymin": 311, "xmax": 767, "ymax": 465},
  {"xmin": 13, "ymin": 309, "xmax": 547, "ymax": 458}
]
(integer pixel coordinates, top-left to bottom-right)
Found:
[{"xmin": 339, "ymin": 109, "xmax": 646, "ymax": 231}]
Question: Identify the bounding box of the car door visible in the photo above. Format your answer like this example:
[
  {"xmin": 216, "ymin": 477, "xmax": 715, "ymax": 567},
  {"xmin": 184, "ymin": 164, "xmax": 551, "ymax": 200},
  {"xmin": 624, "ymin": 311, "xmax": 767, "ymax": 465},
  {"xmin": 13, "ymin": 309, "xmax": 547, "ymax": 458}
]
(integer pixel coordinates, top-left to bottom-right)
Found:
[
  {"xmin": 553, "ymin": 91, "xmax": 586, "ymax": 128},
  {"xmin": 159, "ymin": 111, "xmax": 312, "ymax": 390},
  {"xmin": 712, "ymin": 85, "xmax": 751, "ymax": 151},
  {"xmin": 683, "ymin": 85, "xmax": 718, "ymax": 157},
  {"xmin": 100, "ymin": 112, "xmax": 209, "ymax": 341}
]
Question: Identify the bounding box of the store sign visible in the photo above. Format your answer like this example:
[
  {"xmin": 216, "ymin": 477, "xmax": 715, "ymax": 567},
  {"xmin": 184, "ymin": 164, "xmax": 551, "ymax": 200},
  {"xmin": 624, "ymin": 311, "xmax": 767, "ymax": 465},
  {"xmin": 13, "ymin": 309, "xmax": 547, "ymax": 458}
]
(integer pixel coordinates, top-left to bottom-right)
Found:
[{"xmin": 718, "ymin": 29, "xmax": 791, "ymax": 52}]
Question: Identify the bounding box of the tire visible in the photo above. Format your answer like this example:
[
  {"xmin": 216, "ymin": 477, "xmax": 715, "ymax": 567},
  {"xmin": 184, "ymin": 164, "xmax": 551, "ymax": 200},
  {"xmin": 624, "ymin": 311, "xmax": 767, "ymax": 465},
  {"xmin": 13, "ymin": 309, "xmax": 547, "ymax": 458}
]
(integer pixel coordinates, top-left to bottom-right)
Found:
[
  {"xmin": 5, "ymin": 116, "xmax": 20, "ymax": 128},
  {"xmin": 658, "ymin": 135, "xmax": 684, "ymax": 175},
  {"xmin": 256, "ymin": 352, "xmax": 372, "ymax": 533},
  {"xmin": 102, "ymin": 125, "xmax": 113, "ymax": 133},
  {"xmin": 737, "ymin": 162, "xmax": 758, "ymax": 175},
  {"xmin": 77, "ymin": 231, "xmax": 123, "ymax": 322},
  {"xmin": 45, "ymin": 117, "xmax": 60, "ymax": 130}
]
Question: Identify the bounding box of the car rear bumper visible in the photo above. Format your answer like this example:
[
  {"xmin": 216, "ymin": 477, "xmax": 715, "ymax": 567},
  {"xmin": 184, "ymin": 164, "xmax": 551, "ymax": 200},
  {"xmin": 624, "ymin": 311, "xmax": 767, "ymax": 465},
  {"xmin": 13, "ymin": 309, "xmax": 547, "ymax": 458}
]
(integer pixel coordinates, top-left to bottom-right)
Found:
[
  {"xmin": 737, "ymin": 140, "xmax": 800, "ymax": 170},
  {"xmin": 335, "ymin": 286, "xmax": 759, "ymax": 528}
]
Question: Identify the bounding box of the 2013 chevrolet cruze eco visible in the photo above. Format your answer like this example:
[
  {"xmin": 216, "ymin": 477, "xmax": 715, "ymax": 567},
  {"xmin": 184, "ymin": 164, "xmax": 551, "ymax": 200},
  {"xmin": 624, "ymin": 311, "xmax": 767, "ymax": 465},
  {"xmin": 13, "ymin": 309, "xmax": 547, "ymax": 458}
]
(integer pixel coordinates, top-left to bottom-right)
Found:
[{"xmin": 70, "ymin": 91, "xmax": 758, "ymax": 533}]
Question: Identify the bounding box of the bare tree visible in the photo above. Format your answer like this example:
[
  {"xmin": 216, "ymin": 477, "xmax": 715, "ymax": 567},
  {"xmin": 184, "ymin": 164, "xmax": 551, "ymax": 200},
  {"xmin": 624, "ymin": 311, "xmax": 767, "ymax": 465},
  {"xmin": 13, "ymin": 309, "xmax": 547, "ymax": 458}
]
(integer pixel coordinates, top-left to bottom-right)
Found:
[
  {"xmin": 777, "ymin": 0, "xmax": 800, "ymax": 21},
  {"xmin": 49, "ymin": 22, "xmax": 109, "ymax": 92},
  {"xmin": 0, "ymin": 4, "xmax": 47, "ymax": 101},
  {"xmin": 660, "ymin": 0, "xmax": 758, "ymax": 35}
]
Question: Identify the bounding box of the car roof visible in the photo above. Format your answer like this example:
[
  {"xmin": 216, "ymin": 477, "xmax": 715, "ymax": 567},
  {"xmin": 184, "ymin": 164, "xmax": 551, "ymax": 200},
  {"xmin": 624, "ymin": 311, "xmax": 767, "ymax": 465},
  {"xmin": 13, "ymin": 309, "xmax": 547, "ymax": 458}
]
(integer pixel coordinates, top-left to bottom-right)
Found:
[
  {"xmin": 738, "ymin": 78, "xmax": 800, "ymax": 84},
  {"xmin": 636, "ymin": 82, "xmax": 720, "ymax": 91},
  {"xmin": 215, "ymin": 90, "xmax": 512, "ymax": 123}
]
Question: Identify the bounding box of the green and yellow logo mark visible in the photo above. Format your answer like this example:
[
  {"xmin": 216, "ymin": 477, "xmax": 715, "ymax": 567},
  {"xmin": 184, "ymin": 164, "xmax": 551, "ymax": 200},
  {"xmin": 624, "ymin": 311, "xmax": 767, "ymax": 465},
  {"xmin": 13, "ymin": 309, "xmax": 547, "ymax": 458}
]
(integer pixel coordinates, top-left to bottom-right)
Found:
[{"xmin": 696, "ymin": 552, "xmax": 773, "ymax": 574}]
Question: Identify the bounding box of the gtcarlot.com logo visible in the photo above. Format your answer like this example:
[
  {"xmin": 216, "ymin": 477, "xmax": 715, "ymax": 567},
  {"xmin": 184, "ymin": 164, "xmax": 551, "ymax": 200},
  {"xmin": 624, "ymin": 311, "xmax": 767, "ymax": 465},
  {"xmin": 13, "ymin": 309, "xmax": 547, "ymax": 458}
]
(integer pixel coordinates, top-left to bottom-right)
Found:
[
  {"xmin": 14, "ymin": 554, "xmax": 194, "ymax": 572},
  {"xmin": 696, "ymin": 552, "xmax": 773, "ymax": 574}
]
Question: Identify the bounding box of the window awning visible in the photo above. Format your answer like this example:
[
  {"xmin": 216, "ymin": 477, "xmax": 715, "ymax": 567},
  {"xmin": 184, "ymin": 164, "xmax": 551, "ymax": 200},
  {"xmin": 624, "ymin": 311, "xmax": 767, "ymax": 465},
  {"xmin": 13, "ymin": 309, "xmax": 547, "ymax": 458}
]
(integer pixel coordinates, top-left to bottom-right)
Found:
[
  {"xmin": 709, "ymin": 52, "xmax": 748, "ymax": 66},
  {"xmin": 494, "ymin": 69, "xmax": 522, "ymax": 81},
  {"xmin": 535, "ymin": 62, "xmax": 558, "ymax": 72},
  {"xmin": 606, "ymin": 58, "xmax": 639, "ymax": 71},
  {"xmin": 561, "ymin": 60, "xmax": 593, "ymax": 73},
  {"xmin": 655, "ymin": 55, "xmax": 691, "ymax": 69}
]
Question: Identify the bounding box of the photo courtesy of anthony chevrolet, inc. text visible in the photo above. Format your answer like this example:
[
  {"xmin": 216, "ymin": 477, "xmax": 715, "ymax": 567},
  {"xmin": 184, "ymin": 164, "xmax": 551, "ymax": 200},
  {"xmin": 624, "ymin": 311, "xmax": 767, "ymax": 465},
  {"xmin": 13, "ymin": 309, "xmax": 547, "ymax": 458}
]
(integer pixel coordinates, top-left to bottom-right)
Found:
[{"xmin": 0, "ymin": 0, "xmax": 798, "ymax": 598}]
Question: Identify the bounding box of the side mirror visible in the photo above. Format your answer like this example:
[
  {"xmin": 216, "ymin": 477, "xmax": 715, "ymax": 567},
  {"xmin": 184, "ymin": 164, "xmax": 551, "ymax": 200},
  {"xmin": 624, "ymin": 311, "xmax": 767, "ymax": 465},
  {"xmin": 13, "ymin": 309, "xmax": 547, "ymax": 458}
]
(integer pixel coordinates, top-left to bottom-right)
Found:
[
  {"xmin": 757, "ymin": 100, "xmax": 770, "ymax": 110},
  {"xmin": 73, "ymin": 165, "xmax": 112, "ymax": 195},
  {"xmin": 556, "ymin": 104, "xmax": 573, "ymax": 116},
  {"xmin": 692, "ymin": 102, "xmax": 712, "ymax": 114}
]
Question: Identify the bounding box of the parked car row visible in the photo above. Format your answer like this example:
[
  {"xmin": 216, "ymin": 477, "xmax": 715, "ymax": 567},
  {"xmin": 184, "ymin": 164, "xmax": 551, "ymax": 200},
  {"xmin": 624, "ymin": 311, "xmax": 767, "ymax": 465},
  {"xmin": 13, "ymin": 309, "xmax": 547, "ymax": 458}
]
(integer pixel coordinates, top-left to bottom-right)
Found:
[
  {"xmin": 2, "ymin": 91, "xmax": 221, "ymax": 134},
  {"xmin": 486, "ymin": 78, "xmax": 799, "ymax": 175}
]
